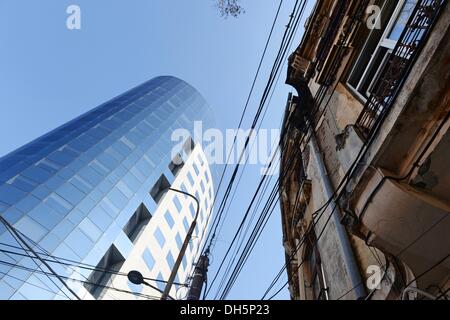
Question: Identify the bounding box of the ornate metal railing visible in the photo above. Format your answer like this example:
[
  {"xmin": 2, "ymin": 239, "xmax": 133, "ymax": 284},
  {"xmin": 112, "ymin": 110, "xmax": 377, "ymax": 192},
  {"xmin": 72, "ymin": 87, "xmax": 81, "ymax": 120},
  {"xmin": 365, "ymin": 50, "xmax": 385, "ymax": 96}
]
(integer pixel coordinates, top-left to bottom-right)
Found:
[
  {"xmin": 314, "ymin": 0, "xmax": 350, "ymax": 74},
  {"xmin": 356, "ymin": 0, "xmax": 447, "ymax": 139},
  {"xmin": 312, "ymin": 0, "xmax": 370, "ymax": 119}
]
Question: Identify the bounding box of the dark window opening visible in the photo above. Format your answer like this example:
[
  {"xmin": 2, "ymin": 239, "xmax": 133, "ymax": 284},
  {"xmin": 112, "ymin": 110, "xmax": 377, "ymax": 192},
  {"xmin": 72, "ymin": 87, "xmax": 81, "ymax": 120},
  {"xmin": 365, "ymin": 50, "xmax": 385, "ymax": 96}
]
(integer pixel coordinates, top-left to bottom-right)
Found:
[
  {"xmin": 150, "ymin": 174, "xmax": 171, "ymax": 204},
  {"xmin": 84, "ymin": 245, "xmax": 125, "ymax": 299},
  {"xmin": 183, "ymin": 137, "xmax": 195, "ymax": 155},
  {"xmin": 304, "ymin": 233, "xmax": 328, "ymax": 300},
  {"xmin": 169, "ymin": 153, "xmax": 184, "ymax": 176},
  {"xmin": 123, "ymin": 203, "xmax": 152, "ymax": 243}
]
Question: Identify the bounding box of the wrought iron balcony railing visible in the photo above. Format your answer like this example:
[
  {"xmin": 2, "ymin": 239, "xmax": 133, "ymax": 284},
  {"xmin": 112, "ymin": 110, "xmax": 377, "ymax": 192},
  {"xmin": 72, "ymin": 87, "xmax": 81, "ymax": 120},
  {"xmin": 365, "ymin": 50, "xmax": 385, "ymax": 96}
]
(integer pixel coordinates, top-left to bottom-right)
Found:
[{"xmin": 356, "ymin": 0, "xmax": 447, "ymax": 139}]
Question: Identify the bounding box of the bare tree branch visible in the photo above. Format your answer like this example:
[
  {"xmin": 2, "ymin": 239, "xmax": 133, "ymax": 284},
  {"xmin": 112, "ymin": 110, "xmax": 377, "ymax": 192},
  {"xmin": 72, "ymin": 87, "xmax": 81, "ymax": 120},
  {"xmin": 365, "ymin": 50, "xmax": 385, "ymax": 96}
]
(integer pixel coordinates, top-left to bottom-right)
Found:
[{"xmin": 215, "ymin": 0, "xmax": 245, "ymax": 18}]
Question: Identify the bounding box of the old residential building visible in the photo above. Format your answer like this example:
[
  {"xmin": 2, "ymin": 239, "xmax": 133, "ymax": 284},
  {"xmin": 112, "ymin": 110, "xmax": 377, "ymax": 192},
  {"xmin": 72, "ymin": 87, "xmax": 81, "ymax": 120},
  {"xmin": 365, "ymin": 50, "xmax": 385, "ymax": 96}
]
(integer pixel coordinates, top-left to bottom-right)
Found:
[{"xmin": 279, "ymin": 0, "xmax": 449, "ymax": 300}]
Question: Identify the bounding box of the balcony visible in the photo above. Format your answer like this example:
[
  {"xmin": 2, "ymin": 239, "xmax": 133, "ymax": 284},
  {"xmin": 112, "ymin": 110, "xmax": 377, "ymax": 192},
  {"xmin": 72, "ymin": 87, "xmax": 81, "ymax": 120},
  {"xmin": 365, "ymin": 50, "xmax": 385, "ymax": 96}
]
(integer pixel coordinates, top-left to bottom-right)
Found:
[
  {"xmin": 356, "ymin": 0, "xmax": 447, "ymax": 139},
  {"xmin": 352, "ymin": 169, "xmax": 450, "ymax": 291}
]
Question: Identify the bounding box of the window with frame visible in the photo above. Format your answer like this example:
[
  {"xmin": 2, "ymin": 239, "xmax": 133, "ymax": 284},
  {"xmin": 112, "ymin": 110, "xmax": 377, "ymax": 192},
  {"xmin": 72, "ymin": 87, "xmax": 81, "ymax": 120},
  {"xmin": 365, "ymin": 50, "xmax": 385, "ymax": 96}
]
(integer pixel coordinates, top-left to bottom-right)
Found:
[
  {"xmin": 347, "ymin": 0, "xmax": 418, "ymax": 100},
  {"xmin": 303, "ymin": 233, "xmax": 328, "ymax": 300},
  {"xmin": 84, "ymin": 245, "xmax": 125, "ymax": 299}
]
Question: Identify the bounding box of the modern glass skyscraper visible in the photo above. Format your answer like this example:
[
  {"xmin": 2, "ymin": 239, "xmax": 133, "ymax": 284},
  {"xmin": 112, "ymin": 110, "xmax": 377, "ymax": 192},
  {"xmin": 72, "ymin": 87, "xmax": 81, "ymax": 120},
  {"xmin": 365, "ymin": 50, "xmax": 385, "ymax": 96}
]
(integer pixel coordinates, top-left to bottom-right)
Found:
[{"xmin": 0, "ymin": 76, "xmax": 215, "ymax": 300}]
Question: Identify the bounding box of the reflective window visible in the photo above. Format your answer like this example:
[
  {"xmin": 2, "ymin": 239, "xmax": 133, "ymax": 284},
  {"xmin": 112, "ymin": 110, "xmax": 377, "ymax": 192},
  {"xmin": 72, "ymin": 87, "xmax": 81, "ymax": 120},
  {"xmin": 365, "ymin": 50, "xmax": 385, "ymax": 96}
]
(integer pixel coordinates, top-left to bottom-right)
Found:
[
  {"xmin": 7, "ymin": 175, "xmax": 37, "ymax": 193},
  {"xmin": 52, "ymin": 219, "xmax": 75, "ymax": 240},
  {"xmin": 88, "ymin": 207, "xmax": 113, "ymax": 232},
  {"xmin": 156, "ymin": 272, "xmax": 165, "ymax": 291},
  {"xmin": 15, "ymin": 195, "xmax": 40, "ymax": 213},
  {"xmin": 45, "ymin": 193, "xmax": 73, "ymax": 215},
  {"xmin": 192, "ymin": 163, "xmax": 200, "ymax": 176},
  {"xmin": 197, "ymin": 154, "xmax": 204, "ymax": 166},
  {"xmin": 182, "ymin": 216, "xmax": 190, "ymax": 233},
  {"xmin": 142, "ymin": 249, "xmax": 155, "ymax": 271},
  {"xmin": 28, "ymin": 203, "xmax": 61, "ymax": 230},
  {"xmin": 0, "ymin": 184, "xmax": 26, "ymax": 205},
  {"xmin": 65, "ymin": 227, "xmax": 94, "ymax": 257},
  {"xmin": 116, "ymin": 181, "xmax": 133, "ymax": 199},
  {"xmin": 189, "ymin": 203, "xmax": 196, "ymax": 219},
  {"xmin": 187, "ymin": 172, "xmax": 195, "ymax": 187},
  {"xmin": 164, "ymin": 211, "xmax": 175, "ymax": 229},
  {"xmin": 21, "ymin": 166, "xmax": 52, "ymax": 183},
  {"xmin": 14, "ymin": 216, "xmax": 47, "ymax": 242},
  {"xmin": 173, "ymin": 196, "xmax": 183, "ymax": 213},
  {"xmin": 181, "ymin": 256, "xmax": 187, "ymax": 271},
  {"xmin": 200, "ymin": 180, "xmax": 205, "ymax": 194},
  {"xmin": 154, "ymin": 228, "xmax": 165, "ymax": 248},
  {"xmin": 175, "ymin": 233, "xmax": 183, "ymax": 250},
  {"xmin": 79, "ymin": 217, "xmax": 102, "ymax": 242},
  {"xmin": 107, "ymin": 187, "xmax": 128, "ymax": 210},
  {"xmin": 56, "ymin": 183, "xmax": 85, "ymax": 206},
  {"xmin": 166, "ymin": 250, "xmax": 175, "ymax": 270},
  {"xmin": 127, "ymin": 281, "xmax": 143, "ymax": 294}
]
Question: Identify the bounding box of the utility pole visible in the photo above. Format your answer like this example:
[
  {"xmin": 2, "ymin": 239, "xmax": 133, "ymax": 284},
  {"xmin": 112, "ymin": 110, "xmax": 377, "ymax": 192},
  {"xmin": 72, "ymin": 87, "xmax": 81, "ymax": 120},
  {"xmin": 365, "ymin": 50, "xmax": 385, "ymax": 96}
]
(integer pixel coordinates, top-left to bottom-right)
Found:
[
  {"xmin": 187, "ymin": 254, "xmax": 209, "ymax": 300},
  {"xmin": 161, "ymin": 188, "xmax": 200, "ymax": 300}
]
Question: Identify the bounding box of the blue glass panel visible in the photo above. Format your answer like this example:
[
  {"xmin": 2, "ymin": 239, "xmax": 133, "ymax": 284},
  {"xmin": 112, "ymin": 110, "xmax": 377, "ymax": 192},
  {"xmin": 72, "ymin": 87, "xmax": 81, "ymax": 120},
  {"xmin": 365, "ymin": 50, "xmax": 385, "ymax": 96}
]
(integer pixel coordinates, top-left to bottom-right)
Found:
[
  {"xmin": 128, "ymin": 281, "xmax": 143, "ymax": 294},
  {"xmin": 166, "ymin": 251, "xmax": 175, "ymax": 269},
  {"xmin": 14, "ymin": 216, "xmax": 47, "ymax": 242},
  {"xmin": 189, "ymin": 203, "xmax": 196, "ymax": 219},
  {"xmin": 45, "ymin": 175, "xmax": 65, "ymax": 190},
  {"xmin": 8, "ymin": 175, "xmax": 37, "ymax": 192},
  {"xmin": 47, "ymin": 151, "xmax": 74, "ymax": 166},
  {"xmin": 181, "ymin": 256, "xmax": 187, "ymax": 271},
  {"xmin": 52, "ymin": 219, "xmax": 75, "ymax": 240},
  {"xmin": 2, "ymin": 207, "xmax": 23, "ymax": 225},
  {"xmin": 193, "ymin": 163, "xmax": 200, "ymax": 176},
  {"xmin": 165, "ymin": 211, "xmax": 175, "ymax": 229},
  {"xmin": 78, "ymin": 166, "xmax": 103, "ymax": 187},
  {"xmin": 69, "ymin": 176, "xmax": 92, "ymax": 194},
  {"xmin": 0, "ymin": 184, "xmax": 27, "ymax": 205},
  {"xmin": 116, "ymin": 181, "xmax": 133, "ymax": 199},
  {"xmin": 0, "ymin": 281, "xmax": 15, "ymax": 299},
  {"xmin": 122, "ymin": 173, "xmax": 140, "ymax": 193},
  {"xmin": 187, "ymin": 172, "xmax": 195, "ymax": 186},
  {"xmin": 66, "ymin": 209, "xmax": 85, "ymax": 226},
  {"xmin": 154, "ymin": 228, "xmax": 165, "ymax": 248},
  {"xmin": 28, "ymin": 203, "xmax": 62, "ymax": 230},
  {"xmin": 56, "ymin": 183, "xmax": 85, "ymax": 206},
  {"xmin": 38, "ymin": 232, "xmax": 61, "ymax": 252},
  {"xmin": 15, "ymin": 195, "xmax": 40, "ymax": 213},
  {"xmin": 156, "ymin": 272, "xmax": 164, "ymax": 291},
  {"xmin": 200, "ymin": 180, "xmax": 205, "ymax": 194},
  {"xmin": 79, "ymin": 217, "xmax": 102, "ymax": 242},
  {"xmin": 65, "ymin": 228, "xmax": 94, "ymax": 258},
  {"xmin": 77, "ymin": 196, "xmax": 96, "ymax": 214},
  {"xmin": 182, "ymin": 217, "xmax": 189, "ymax": 233},
  {"xmin": 88, "ymin": 207, "xmax": 113, "ymax": 232},
  {"xmin": 31, "ymin": 184, "xmax": 52, "ymax": 200},
  {"xmin": 142, "ymin": 249, "xmax": 155, "ymax": 271},
  {"xmin": 45, "ymin": 193, "xmax": 73, "ymax": 215},
  {"xmin": 173, "ymin": 196, "xmax": 183, "ymax": 213},
  {"xmin": 175, "ymin": 233, "xmax": 183, "ymax": 250},
  {"xmin": 21, "ymin": 166, "xmax": 52, "ymax": 183},
  {"xmin": 107, "ymin": 187, "xmax": 128, "ymax": 210}
]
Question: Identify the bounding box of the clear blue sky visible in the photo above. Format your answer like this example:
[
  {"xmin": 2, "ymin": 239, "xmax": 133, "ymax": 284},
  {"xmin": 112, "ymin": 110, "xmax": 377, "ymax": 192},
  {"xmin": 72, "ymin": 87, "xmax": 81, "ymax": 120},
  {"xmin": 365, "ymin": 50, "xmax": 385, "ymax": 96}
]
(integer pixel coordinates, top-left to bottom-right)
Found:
[{"xmin": 0, "ymin": 0, "xmax": 314, "ymax": 299}]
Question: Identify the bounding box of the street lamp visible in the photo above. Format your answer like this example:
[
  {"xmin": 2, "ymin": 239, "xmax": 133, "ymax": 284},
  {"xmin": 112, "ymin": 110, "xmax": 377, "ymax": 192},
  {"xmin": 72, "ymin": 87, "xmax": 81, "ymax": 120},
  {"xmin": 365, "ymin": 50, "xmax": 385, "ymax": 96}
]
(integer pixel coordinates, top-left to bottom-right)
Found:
[
  {"xmin": 127, "ymin": 270, "xmax": 176, "ymax": 300},
  {"xmin": 160, "ymin": 187, "xmax": 200, "ymax": 300}
]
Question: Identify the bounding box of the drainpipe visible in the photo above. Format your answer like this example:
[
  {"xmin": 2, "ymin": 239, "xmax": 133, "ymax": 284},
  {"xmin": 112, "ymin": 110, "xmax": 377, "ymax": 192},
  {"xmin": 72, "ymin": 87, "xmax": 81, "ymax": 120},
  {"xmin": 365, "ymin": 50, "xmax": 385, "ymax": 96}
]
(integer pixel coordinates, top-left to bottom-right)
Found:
[{"xmin": 310, "ymin": 132, "xmax": 366, "ymax": 299}]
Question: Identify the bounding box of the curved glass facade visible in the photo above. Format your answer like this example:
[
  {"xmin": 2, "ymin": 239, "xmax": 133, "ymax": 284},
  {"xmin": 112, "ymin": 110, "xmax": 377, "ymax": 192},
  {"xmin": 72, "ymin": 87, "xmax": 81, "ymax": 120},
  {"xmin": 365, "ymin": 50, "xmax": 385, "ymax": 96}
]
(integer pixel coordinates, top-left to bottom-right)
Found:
[{"xmin": 0, "ymin": 76, "xmax": 215, "ymax": 299}]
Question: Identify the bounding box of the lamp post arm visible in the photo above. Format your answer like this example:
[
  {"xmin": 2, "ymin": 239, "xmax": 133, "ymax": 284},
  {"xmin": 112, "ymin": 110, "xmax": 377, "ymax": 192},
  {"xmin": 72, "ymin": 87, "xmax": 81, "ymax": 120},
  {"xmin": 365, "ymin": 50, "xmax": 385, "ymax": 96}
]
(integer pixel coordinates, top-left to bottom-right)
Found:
[{"xmin": 160, "ymin": 188, "xmax": 200, "ymax": 300}]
